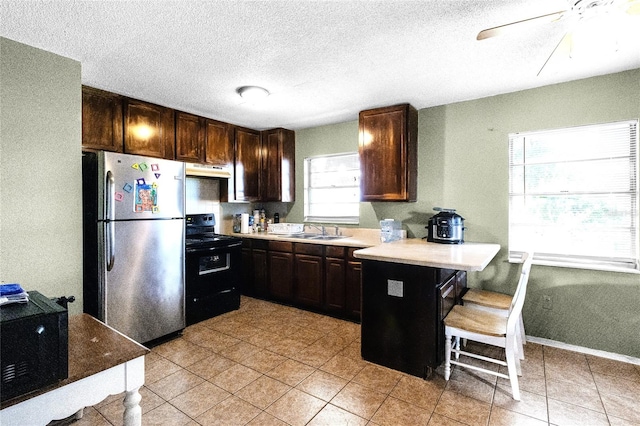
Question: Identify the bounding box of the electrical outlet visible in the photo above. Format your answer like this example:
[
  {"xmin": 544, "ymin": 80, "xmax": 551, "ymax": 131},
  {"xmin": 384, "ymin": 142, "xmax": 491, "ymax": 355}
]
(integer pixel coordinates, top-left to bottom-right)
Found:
[
  {"xmin": 387, "ymin": 279, "xmax": 404, "ymax": 297},
  {"xmin": 542, "ymin": 295, "xmax": 552, "ymax": 310}
]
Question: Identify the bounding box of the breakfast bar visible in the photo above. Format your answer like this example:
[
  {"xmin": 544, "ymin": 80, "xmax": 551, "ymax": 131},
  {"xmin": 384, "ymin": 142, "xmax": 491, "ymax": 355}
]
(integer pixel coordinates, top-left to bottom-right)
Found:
[
  {"xmin": 352, "ymin": 239, "xmax": 501, "ymax": 270},
  {"xmin": 354, "ymin": 240, "xmax": 500, "ymax": 378}
]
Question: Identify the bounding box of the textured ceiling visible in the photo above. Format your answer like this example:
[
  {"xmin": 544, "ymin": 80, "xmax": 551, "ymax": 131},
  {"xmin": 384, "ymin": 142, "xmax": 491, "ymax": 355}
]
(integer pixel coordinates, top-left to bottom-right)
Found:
[{"xmin": 2, "ymin": 0, "xmax": 639, "ymax": 130}]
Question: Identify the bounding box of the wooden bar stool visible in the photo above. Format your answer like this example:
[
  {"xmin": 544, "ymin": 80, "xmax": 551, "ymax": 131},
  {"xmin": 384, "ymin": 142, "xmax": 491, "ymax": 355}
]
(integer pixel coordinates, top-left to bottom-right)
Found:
[
  {"xmin": 443, "ymin": 252, "xmax": 533, "ymax": 401},
  {"xmin": 462, "ymin": 252, "xmax": 531, "ymax": 358}
]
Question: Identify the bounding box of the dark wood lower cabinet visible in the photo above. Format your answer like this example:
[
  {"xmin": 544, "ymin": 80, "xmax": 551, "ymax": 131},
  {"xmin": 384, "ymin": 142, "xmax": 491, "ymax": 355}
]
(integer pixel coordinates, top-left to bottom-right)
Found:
[
  {"xmin": 294, "ymin": 254, "xmax": 323, "ymax": 308},
  {"xmin": 325, "ymin": 256, "xmax": 346, "ymax": 313},
  {"xmin": 293, "ymin": 243, "xmax": 323, "ymax": 308},
  {"xmin": 360, "ymin": 261, "xmax": 466, "ymax": 378},
  {"xmin": 268, "ymin": 241, "xmax": 294, "ymax": 303},
  {"xmin": 252, "ymin": 249, "xmax": 268, "ymax": 297},
  {"xmin": 241, "ymin": 239, "xmax": 268, "ymax": 298},
  {"xmin": 240, "ymin": 238, "xmax": 363, "ymax": 322}
]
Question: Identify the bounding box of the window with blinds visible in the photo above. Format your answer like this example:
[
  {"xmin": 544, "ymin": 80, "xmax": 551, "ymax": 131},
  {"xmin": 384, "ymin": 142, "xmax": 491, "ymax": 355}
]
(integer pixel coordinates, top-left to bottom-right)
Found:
[
  {"xmin": 304, "ymin": 152, "xmax": 360, "ymax": 224},
  {"xmin": 508, "ymin": 119, "xmax": 639, "ymax": 273}
]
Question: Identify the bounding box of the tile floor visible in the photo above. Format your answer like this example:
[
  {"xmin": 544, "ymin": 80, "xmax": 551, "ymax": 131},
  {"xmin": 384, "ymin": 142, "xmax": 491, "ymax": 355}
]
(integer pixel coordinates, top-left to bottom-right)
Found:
[{"xmin": 76, "ymin": 296, "xmax": 640, "ymax": 426}]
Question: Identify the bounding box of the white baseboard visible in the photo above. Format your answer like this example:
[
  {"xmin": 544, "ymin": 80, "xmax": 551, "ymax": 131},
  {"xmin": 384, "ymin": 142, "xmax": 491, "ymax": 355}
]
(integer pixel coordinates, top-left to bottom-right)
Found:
[{"xmin": 526, "ymin": 336, "xmax": 640, "ymax": 366}]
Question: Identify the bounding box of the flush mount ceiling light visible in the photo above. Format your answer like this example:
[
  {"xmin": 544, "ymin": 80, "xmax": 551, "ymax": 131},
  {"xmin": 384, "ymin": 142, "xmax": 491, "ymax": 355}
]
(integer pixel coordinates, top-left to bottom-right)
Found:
[{"xmin": 236, "ymin": 86, "xmax": 269, "ymax": 101}]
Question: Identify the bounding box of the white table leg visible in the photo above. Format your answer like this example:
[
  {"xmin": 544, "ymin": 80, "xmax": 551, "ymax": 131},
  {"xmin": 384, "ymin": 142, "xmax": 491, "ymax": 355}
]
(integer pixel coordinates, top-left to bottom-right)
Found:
[
  {"xmin": 123, "ymin": 387, "xmax": 142, "ymax": 426},
  {"xmin": 74, "ymin": 408, "xmax": 84, "ymax": 419}
]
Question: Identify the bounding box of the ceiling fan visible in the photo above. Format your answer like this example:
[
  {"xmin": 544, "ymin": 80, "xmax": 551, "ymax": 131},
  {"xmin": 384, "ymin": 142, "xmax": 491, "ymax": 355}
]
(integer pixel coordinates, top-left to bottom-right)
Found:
[{"xmin": 477, "ymin": 0, "xmax": 640, "ymax": 75}]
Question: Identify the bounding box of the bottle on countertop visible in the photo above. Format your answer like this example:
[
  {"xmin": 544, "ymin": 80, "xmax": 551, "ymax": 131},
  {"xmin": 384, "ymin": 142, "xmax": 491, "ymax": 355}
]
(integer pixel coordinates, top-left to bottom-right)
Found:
[
  {"xmin": 274, "ymin": 213, "xmax": 280, "ymax": 223},
  {"xmin": 252, "ymin": 210, "xmax": 259, "ymax": 232},
  {"xmin": 259, "ymin": 209, "xmax": 266, "ymax": 232}
]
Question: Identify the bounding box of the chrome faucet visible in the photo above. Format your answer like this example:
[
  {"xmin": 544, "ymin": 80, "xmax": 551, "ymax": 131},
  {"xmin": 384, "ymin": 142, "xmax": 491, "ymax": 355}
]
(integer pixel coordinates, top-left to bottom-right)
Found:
[
  {"xmin": 306, "ymin": 224, "xmax": 326, "ymax": 235},
  {"xmin": 334, "ymin": 225, "xmax": 341, "ymax": 236}
]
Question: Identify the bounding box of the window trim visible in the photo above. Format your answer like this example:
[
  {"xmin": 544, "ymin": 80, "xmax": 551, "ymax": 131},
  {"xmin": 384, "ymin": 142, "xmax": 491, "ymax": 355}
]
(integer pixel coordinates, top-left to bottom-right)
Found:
[
  {"xmin": 303, "ymin": 152, "xmax": 360, "ymax": 225},
  {"xmin": 508, "ymin": 119, "xmax": 640, "ymax": 274}
]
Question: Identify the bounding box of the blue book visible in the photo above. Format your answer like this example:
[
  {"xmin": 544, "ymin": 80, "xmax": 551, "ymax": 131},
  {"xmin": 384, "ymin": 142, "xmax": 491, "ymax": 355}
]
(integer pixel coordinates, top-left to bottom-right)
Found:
[{"xmin": 0, "ymin": 283, "xmax": 26, "ymax": 296}]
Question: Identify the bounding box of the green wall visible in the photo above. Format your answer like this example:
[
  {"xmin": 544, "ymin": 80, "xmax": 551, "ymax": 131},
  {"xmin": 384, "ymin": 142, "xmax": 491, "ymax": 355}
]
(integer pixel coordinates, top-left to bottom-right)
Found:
[
  {"xmin": 0, "ymin": 37, "xmax": 83, "ymax": 315},
  {"xmin": 292, "ymin": 69, "xmax": 640, "ymax": 358},
  {"xmin": 2, "ymin": 35, "xmax": 637, "ymax": 357}
]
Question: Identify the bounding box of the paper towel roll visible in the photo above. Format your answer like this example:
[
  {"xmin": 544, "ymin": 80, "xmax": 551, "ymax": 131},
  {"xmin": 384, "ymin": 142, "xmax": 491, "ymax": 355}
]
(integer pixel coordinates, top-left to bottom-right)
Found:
[{"xmin": 241, "ymin": 213, "xmax": 250, "ymax": 234}]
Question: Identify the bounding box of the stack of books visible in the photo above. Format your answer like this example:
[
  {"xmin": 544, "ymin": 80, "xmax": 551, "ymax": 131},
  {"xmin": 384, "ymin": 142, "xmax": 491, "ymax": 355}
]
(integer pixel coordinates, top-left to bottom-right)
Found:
[{"xmin": 0, "ymin": 283, "xmax": 29, "ymax": 306}]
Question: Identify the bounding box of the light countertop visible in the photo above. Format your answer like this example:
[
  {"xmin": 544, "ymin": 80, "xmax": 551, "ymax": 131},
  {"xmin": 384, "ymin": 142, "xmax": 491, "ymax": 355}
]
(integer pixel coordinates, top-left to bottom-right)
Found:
[
  {"xmin": 230, "ymin": 228, "xmax": 500, "ymax": 271},
  {"xmin": 229, "ymin": 228, "xmax": 383, "ymax": 248},
  {"xmin": 353, "ymin": 239, "xmax": 501, "ymax": 271}
]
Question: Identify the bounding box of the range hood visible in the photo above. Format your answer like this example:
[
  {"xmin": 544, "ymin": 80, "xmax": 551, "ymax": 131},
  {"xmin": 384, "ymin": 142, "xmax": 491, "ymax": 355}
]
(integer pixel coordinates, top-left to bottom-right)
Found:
[{"xmin": 185, "ymin": 163, "xmax": 232, "ymax": 178}]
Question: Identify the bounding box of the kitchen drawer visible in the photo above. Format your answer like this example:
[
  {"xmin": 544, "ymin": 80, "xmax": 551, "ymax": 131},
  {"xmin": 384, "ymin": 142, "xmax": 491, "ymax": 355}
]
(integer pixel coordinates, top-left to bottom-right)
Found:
[
  {"xmin": 436, "ymin": 268, "xmax": 456, "ymax": 284},
  {"xmin": 325, "ymin": 246, "xmax": 346, "ymax": 258},
  {"xmin": 439, "ymin": 275, "xmax": 456, "ymax": 321},
  {"xmin": 269, "ymin": 241, "xmax": 293, "ymax": 252},
  {"xmin": 250, "ymin": 239, "xmax": 269, "ymax": 250},
  {"xmin": 295, "ymin": 243, "xmax": 323, "ymax": 256},
  {"xmin": 347, "ymin": 247, "xmax": 363, "ymax": 260}
]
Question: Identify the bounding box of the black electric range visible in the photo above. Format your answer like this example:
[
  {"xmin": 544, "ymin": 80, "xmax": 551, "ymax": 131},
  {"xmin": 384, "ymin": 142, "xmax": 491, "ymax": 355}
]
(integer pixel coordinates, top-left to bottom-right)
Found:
[
  {"xmin": 185, "ymin": 214, "xmax": 242, "ymax": 251},
  {"xmin": 184, "ymin": 214, "xmax": 242, "ymax": 325}
]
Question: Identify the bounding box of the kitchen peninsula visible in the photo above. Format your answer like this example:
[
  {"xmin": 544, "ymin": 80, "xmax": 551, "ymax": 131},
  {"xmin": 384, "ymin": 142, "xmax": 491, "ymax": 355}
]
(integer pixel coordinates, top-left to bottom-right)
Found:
[
  {"xmin": 234, "ymin": 227, "xmax": 499, "ymax": 378},
  {"xmin": 354, "ymin": 239, "xmax": 500, "ymax": 378}
]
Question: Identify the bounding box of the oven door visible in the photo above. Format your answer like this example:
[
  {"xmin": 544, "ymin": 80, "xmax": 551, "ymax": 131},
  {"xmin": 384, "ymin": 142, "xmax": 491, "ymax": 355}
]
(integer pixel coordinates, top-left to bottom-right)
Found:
[{"xmin": 185, "ymin": 244, "xmax": 242, "ymax": 325}]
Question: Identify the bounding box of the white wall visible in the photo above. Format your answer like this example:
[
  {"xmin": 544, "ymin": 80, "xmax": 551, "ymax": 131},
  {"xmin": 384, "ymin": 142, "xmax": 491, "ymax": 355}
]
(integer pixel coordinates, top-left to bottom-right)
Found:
[
  {"xmin": 185, "ymin": 177, "xmax": 221, "ymax": 233},
  {"xmin": 0, "ymin": 37, "xmax": 83, "ymax": 314}
]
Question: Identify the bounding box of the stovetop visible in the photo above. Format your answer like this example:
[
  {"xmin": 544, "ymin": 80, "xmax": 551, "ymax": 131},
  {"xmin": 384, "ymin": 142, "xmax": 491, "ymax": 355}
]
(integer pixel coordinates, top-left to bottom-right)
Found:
[
  {"xmin": 185, "ymin": 213, "xmax": 241, "ymax": 250},
  {"xmin": 186, "ymin": 232, "xmax": 241, "ymax": 245}
]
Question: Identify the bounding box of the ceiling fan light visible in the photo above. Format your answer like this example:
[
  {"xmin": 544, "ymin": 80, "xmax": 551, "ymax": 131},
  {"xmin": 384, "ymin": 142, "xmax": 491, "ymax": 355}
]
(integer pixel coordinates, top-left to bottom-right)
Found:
[
  {"xmin": 570, "ymin": 15, "xmax": 619, "ymax": 59},
  {"xmin": 237, "ymin": 86, "xmax": 269, "ymax": 101}
]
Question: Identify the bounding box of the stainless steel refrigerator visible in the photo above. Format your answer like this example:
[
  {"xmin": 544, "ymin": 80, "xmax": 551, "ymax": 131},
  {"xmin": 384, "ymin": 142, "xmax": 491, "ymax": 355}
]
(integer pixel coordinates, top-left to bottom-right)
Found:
[{"xmin": 82, "ymin": 151, "xmax": 185, "ymax": 344}]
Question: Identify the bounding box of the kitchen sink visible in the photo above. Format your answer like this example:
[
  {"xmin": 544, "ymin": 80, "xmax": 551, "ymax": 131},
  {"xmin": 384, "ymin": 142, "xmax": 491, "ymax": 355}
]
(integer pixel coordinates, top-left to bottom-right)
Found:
[
  {"xmin": 278, "ymin": 233, "xmax": 320, "ymax": 239},
  {"xmin": 278, "ymin": 233, "xmax": 347, "ymax": 240},
  {"xmin": 309, "ymin": 235, "xmax": 346, "ymax": 240}
]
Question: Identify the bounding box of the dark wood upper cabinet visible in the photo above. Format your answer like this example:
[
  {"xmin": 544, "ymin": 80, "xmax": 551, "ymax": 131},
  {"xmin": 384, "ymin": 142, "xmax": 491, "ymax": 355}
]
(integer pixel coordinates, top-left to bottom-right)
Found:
[
  {"xmin": 358, "ymin": 103, "xmax": 418, "ymax": 202},
  {"xmin": 123, "ymin": 98, "xmax": 174, "ymax": 159},
  {"xmin": 234, "ymin": 126, "xmax": 262, "ymax": 202},
  {"xmin": 176, "ymin": 114, "xmax": 232, "ymax": 166},
  {"xmin": 82, "ymin": 86, "xmax": 123, "ymax": 152},
  {"xmin": 82, "ymin": 87, "xmax": 296, "ymax": 192},
  {"xmin": 261, "ymin": 128, "xmax": 295, "ymax": 202},
  {"xmin": 204, "ymin": 119, "xmax": 233, "ymax": 167},
  {"xmin": 175, "ymin": 111, "xmax": 204, "ymax": 163}
]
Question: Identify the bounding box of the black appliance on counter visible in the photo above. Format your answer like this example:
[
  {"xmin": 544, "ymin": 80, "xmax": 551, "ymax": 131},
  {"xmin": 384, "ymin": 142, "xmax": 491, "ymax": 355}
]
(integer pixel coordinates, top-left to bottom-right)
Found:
[
  {"xmin": 185, "ymin": 214, "xmax": 243, "ymax": 325},
  {"xmin": 427, "ymin": 208, "xmax": 465, "ymax": 244},
  {"xmin": 0, "ymin": 291, "xmax": 68, "ymax": 403}
]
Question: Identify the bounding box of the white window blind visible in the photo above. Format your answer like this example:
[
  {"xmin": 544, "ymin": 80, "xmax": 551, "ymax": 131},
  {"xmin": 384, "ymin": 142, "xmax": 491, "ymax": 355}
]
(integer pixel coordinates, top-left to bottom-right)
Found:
[
  {"xmin": 509, "ymin": 120, "xmax": 639, "ymax": 273},
  {"xmin": 304, "ymin": 152, "xmax": 360, "ymax": 224}
]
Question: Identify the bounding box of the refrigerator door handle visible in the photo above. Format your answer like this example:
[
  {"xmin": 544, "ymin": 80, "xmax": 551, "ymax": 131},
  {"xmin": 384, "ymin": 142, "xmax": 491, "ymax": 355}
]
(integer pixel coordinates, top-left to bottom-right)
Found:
[{"xmin": 106, "ymin": 171, "xmax": 115, "ymax": 271}]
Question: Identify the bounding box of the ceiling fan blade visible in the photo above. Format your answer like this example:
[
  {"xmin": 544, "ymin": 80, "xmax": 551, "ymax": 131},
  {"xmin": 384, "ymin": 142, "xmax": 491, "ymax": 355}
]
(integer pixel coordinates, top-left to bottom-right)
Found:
[
  {"xmin": 625, "ymin": 0, "xmax": 640, "ymax": 14},
  {"xmin": 537, "ymin": 32, "xmax": 573, "ymax": 76},
  {"xmin": 477, "ymin": 10, "xmax": 567, "ymax": 40}
]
